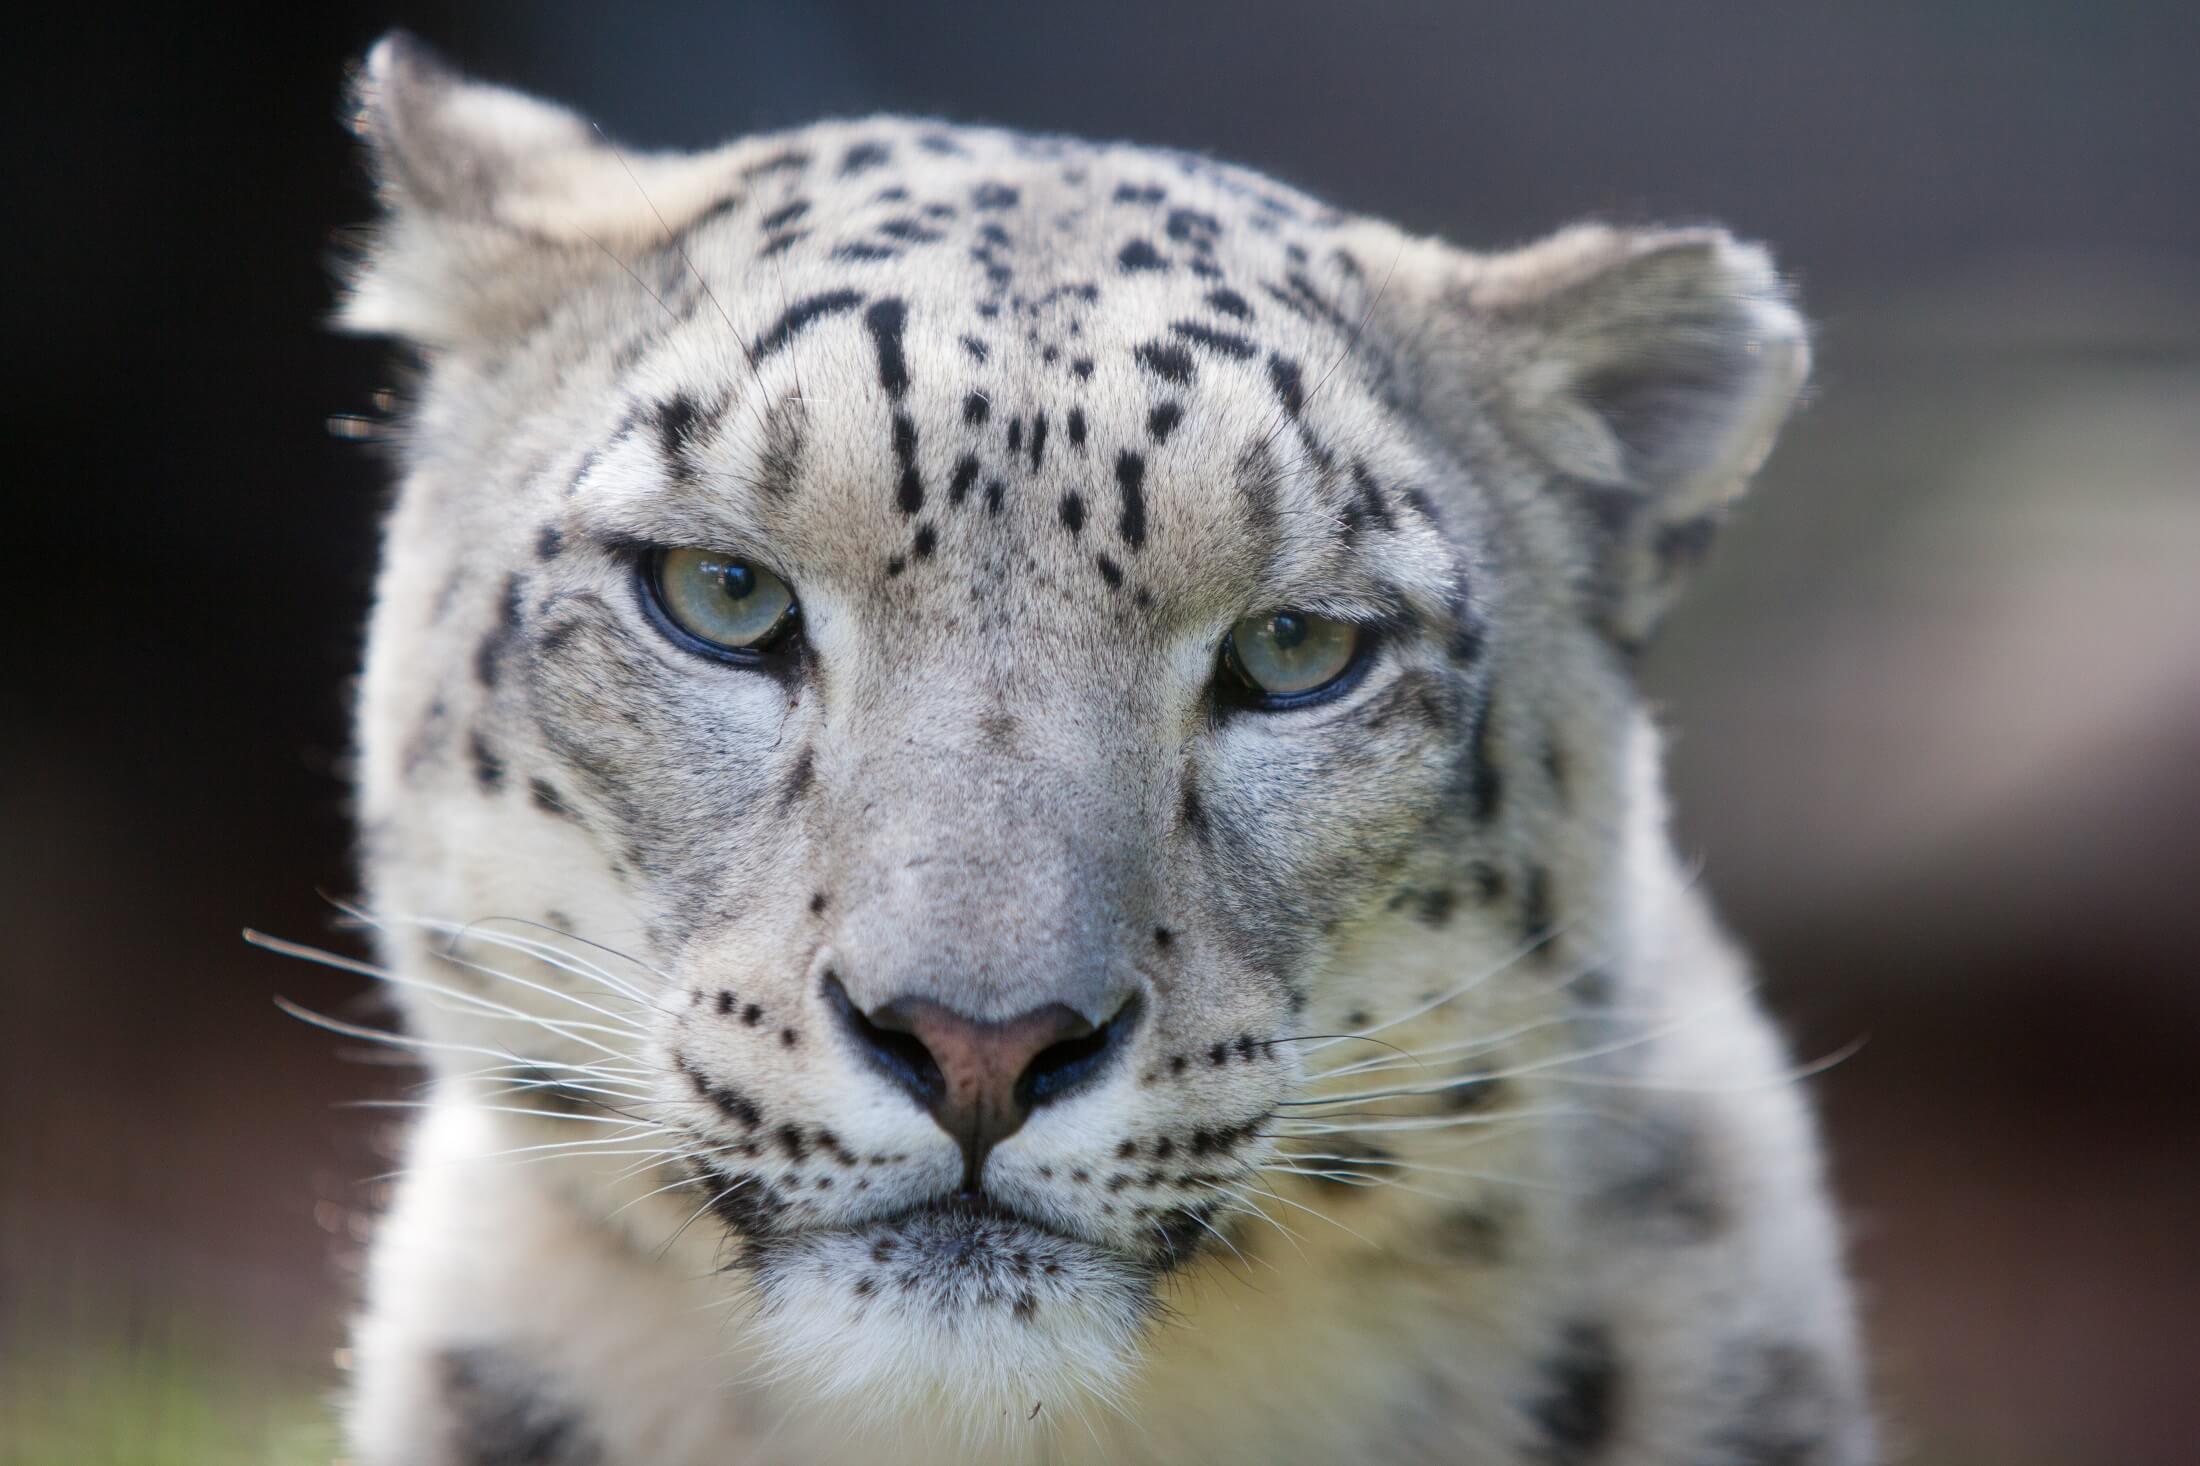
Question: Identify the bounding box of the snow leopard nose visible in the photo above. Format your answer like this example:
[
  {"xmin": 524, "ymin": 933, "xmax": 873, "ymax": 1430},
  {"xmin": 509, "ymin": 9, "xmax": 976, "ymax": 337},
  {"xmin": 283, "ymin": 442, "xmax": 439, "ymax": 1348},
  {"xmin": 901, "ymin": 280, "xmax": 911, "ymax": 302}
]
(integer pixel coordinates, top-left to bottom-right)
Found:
[{"xmin": 823, "ymin": 975, "xmax": 1143, "ymax": 1190}]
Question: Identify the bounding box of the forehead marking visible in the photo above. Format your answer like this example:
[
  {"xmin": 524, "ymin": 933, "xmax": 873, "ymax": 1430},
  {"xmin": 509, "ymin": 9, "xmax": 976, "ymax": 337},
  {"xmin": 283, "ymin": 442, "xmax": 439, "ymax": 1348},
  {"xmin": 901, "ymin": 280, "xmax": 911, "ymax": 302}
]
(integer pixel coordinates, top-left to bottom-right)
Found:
[
  {"xmin": 1114, "ymin": 452, "xmax": 1148, "ymax": 550},
  {"xmin": 1134, "ymin": 341, "xmax": 1195, "ymax": 386},
  {"xmin": 1169, "ymin": 320, "xmax": 1256, "ymax": 361},
  {"xmin": 862, "ymin": 298, "xmax": 911, "ymax": 398},
  {"xmin": 754, "ymin": 289, "xmax": 863, "ymax": 359}
]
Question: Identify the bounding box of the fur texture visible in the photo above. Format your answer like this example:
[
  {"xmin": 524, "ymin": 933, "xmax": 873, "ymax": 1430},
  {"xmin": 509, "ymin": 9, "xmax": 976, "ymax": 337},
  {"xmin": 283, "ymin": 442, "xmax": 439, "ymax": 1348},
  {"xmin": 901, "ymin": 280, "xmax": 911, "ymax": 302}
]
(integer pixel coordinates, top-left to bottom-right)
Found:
[{"xmin": 331, "ymin": 31, "xmax": 1870, "ymax": 1465}]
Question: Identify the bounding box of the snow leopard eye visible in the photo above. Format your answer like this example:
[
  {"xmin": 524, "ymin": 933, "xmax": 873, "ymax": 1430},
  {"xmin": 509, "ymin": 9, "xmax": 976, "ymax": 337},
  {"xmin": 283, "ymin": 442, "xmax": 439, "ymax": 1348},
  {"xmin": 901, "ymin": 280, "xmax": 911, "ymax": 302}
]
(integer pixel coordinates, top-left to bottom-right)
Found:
[
  {"xmin": 646, "ymin": 547, "xmax": 798, "ymax": 656},
  {"xmin": 1221, "ymin": 611, "xmax": 1366, "ymax": 706}
]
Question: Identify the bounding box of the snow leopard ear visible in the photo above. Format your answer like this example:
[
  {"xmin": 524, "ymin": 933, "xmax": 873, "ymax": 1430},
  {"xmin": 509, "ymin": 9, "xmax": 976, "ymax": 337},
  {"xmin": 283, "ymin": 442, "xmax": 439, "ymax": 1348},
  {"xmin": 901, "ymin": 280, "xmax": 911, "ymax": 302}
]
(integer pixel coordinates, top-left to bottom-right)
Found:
[
  {"xmin": 1397, "ymin": 224, "xmax": 1810, "ymax": 650},
  {"xmin": 339, "ymin": 31, "xmax": 731, "ymax": 345}
]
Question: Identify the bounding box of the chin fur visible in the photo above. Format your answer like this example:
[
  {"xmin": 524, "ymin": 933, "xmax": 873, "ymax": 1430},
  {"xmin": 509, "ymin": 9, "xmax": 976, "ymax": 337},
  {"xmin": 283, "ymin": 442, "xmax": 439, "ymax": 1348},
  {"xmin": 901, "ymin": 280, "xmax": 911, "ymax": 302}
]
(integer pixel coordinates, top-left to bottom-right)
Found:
[{"xmin": 740, "ymin": 1212, "xmax": 1155, "ymax": 1438}]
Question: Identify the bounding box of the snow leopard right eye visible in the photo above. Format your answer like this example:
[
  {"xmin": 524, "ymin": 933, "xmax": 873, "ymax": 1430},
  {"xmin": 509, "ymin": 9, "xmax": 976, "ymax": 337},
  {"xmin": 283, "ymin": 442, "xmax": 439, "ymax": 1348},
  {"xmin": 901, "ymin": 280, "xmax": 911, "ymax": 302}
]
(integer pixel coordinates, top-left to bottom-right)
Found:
[{"xmin": 643, "ymin": 547, "xmax": 800, "ymax": 659}]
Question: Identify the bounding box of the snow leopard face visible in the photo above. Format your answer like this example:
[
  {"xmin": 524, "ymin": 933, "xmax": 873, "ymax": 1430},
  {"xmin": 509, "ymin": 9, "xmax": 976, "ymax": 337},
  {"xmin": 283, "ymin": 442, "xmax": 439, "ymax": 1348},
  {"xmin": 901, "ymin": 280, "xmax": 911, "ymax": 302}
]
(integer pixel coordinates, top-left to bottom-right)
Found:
[{"xmin": 341, "ymin": 34, "xmax": 1807, "ymax": 1426}]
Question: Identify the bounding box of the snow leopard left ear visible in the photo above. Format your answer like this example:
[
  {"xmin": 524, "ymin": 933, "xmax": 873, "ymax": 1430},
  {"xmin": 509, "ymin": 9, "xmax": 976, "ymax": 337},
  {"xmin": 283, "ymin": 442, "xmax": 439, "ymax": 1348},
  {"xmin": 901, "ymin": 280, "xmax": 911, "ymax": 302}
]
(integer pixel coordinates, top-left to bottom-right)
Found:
[
  {"xmin": 1385, "ymin": 223, "xmax": 1810, "ymax": 651},
  {"xmin": 339, "ymin": 31, "xmax": 732, "ymax": 345}
]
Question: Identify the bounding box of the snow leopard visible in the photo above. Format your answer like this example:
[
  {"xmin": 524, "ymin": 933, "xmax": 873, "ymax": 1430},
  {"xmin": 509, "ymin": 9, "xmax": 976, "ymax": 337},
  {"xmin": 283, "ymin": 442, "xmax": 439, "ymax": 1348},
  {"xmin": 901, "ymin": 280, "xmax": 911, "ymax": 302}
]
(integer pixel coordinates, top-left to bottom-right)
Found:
[{"xmin": 322, "ymin": 30, "xmax": 1873, "ymax": 1466}]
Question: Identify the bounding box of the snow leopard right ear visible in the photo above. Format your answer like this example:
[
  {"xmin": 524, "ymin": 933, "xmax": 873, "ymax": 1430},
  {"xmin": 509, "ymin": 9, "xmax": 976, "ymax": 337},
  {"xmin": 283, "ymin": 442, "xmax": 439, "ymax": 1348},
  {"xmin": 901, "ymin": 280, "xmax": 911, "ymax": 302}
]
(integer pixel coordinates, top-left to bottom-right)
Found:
[{"xmin": 339, "ymin": 31, "xmax": 733, "ymax": 346}]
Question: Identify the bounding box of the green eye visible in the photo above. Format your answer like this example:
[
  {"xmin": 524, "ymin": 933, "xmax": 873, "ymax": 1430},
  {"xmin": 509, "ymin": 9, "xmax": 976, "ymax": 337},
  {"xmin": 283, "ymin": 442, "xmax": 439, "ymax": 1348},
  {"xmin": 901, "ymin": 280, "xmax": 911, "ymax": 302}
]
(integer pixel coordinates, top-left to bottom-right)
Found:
[
  {"xmin": 651, "ymin": 547, "xmax": 797, "ymax": 653},
  {"xmin": 1224, "ymin": 610, "xmax": 1364, "ymax": 702}
]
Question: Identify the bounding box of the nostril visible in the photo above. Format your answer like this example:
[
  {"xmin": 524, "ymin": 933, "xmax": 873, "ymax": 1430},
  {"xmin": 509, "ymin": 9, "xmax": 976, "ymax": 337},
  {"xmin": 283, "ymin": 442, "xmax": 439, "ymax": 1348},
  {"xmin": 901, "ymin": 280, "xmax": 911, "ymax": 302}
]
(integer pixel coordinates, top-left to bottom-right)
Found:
[
  {"xmin": 1018, "ymin": 993, "xmax": 1143, "ymax": 1111},
  {"xmin": 823, "ymin": 972, "xmax": 944, "ymax": 1107}
]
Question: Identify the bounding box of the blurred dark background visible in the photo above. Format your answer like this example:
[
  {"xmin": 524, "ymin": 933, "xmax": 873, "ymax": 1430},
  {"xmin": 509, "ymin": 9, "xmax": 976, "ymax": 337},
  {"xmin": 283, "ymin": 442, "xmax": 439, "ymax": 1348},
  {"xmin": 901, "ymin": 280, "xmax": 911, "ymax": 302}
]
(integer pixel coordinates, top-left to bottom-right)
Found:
[{"xmin": 4, "ymin": 5, "xmax": 2195, "ymax": 1462}]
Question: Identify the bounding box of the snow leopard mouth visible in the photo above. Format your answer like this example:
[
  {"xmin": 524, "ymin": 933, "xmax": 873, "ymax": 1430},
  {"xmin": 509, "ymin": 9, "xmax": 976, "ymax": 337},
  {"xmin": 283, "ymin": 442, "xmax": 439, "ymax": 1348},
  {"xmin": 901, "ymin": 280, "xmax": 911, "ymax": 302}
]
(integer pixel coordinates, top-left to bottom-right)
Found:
[{"xmin": 693, "ymin": 1157, "xmax": 1216, "ymax": 1286}]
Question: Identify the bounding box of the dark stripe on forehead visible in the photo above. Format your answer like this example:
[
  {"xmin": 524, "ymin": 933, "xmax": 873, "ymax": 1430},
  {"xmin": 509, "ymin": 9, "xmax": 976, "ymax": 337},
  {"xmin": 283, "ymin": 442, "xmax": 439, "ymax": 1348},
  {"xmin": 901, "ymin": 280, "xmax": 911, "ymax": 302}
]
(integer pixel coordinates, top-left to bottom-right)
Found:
[
  {"xmin": 864, "ymin": 298, "xmax": 911, "ymax": 399},
  {"xmin": 1266, "ymin": 353, "xmax": 1305, "ymax": 418},
  {"xmin": 1115, "ymin": 451, "xmax": 1148, "ymax": 549},
  {"xmin": 891, "ymin": 412, "xmax": 924, "ymax": 515},
  {"xmin": 754, "ymin": 290, "xmax": 864, "ymax": 359},
  {"xmin": 1169, "ymin": 320, "xmax": 1256, "ymax": 360}
]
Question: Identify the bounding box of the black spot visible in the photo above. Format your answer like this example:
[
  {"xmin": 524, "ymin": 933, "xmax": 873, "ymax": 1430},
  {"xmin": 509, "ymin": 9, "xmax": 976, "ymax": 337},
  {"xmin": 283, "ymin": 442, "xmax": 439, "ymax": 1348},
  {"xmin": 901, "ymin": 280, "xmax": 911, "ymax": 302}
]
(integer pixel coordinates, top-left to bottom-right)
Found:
[
  {"xmin": 1146, "ymin": 402, "xmax": 1183, "ymax": 444},
  {"xmin": 1655, "ymin": 514, "xmax": 1723, "ymax": 577},
  {"xmin": 1349, "ymin": 461, "xmax": 1397, "ymax": 533},
  {"xmin": 754, "ymin": 289, "xmax": 864, "ymax": 359},
  {"xmin": 913, "ymin": 524, "xmax": 938, "ymax": 559},
  {"xmin": 686, "ymin": 194, "xmax": 742, "ymax": 234},
  {"xmin": 1521, "ymin": 866, "xmax": 1555, "ymax": 953},
  {"xmin": 1070, "ymin": 357, "xmax": 1094, "ymax": 380},
  {"xmin": 741, "ymin": 1003, "xmax": 763, "ymax": 1026},
  {"xmin": 962, "ymin": 393, "xmax": 990, "ymax": 426},
  {"xmin": 678, "ymin": 1053, "xmax": 762, "ymax": 1128},
  {"xmin": 1114, "ymin": 451, "xmax": 1148, "ymax": 548},
  {"xmin": 435, "ymin": 1347, "xmax": 601, "ymax": 1466},
  {"xmin": 972, "ymin": 181, "xmax": 1020, "ymax": 210},
  {"xmin": 1066, "ymin": 407, "xmax": 1088, "ymax": 447},
  {"xmin": 1169, "ymin": 320, "xmax": 1256, "ymax": 360},
  {"xmin": 1206, "ymin": 287, "xmax": 1253, "ymax": 320},
  {"xmin": 654, "ymin": 393, "xmax": 706, "ymax": 472},
  {"xmin": 759, "ymin": 199, "xmax": 809, "ymax": 231},
  {"xmin": 1113, "ymin": 182, "xmax": 1165, "ymax": 205},
  {"xmin": 1450, "ymin": 599, "xmax": 1488, "ymax": 665},
  {"xmin": 948, "ymin": 454, "xmax": 981, "ymax": 506},
  {"xmin": 469, "ymin": 730, "xmax": 504, "ymax": 793},
  {"xmin": 1179, "ymin": 783, "xmax": 1208, "ymax": 838},
  {"xmin": 876, "ymin": 217, "xmax": 943, "ymax": 243},
  {"xmin": 809, "ymin": 891, "xmax": 828, "ymax": 915},
  {"xmin": 528, "ymin": 778, "xmax": 569, "ymax": 818},
  {"xmin": 1543, "ymin": 738, "xmax": 1570, "ymax": 804},
  {"xmin": 778, "ymin": 747, "xmax": 815, "ymax": 810},
  {"xmin": 1415, "ymin": 888, "xmax": 1457, "ymax": 928},
  {"xmin": 891, "ymin": 411, "xmax": 924, "ymax": 515},
  {"xmin": 1028, "ymin": 411, "xmax": 1048, "ymax": 470},
  {"xmin": 533, "ymin": 525, "xmax": 564, "ymax": 561},
  {"xmin": 758, "ymin": 228, "xmax": 806, "ymax": 258},
  {"xmin": 741, "ymin": 148, "xmax": 810, "ymax": 179},
  {"xmin": 864, "ymin": 298, "xmax": 911, "ymax": 399},
  {"xmin": 1096, "ymin": 554, "xmax": 1124, "ymax": 589},
  {"xmin": 1135, "ymin": 341, "xmax": 1195, "ymax": 386},
  {"xmin": 961, "ymin": 335, "xmax": 990, "ymax": 364},
  {"xmin": 833, "ymin": 241, "xmax": 900, "ymax": 262},
  {"xmin": 839, "ymin": 141, "xmax": 890, "ymax": 175},
  {"xmin": 1440, "ymin": 1073, "xmax": 1503, "ymax": 1114},
  {"xmin": 1059, "ymin": 493, "xmax": 1087, "ymax": 535},
  {"xmin": 1165, "ymin": 207, "xmax": 1221, "ymax": 242},
  {"xmin": 474, "ymin": 575, "xmax": 526, "ymax": 688},
  {"xmin": 1152, "ymin": 927, "xmax": 1174, "ymax": 949},
  {"xmin": 1525, "ymin": 1321, "xmax": 1619, "ymax": 1464},
  {"xmin": 1266, "ymin": 353, "xmax": 1305, "ymax": 417},
  {"xmin": 1118, "ymin": 239, "xmax": 1168, "ymax": 272},
  {"xmin": 984, "ymin": 479, "xmax": 1007, "ymax": 515},
  {"xmin": 1465, "ymin": 693, "xmax": 1502, "ymax": 821}
]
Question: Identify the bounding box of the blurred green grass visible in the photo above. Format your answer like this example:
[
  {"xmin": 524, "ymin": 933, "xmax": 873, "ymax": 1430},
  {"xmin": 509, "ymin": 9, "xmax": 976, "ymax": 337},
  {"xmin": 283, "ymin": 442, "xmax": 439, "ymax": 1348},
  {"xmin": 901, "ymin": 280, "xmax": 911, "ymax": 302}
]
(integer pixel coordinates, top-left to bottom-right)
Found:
[{"xmin": 1, "ymin": 1323, "xmax": 340, "ymax": 1466}]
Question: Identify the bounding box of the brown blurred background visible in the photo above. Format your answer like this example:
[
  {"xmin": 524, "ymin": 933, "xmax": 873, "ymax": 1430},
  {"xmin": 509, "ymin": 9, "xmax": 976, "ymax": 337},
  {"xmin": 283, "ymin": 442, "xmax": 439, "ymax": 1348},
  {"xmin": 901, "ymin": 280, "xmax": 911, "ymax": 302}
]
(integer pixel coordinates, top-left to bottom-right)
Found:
[{"xmin": 3, "ymin": 5, "xmax": 2195, "ymax": 1462}]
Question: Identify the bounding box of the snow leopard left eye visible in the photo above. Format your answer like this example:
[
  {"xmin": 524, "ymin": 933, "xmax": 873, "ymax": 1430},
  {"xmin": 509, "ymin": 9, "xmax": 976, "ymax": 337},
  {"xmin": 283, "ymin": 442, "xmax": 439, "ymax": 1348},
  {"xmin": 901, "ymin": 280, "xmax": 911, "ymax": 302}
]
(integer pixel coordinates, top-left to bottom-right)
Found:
[{"xmin": 644, "ymin": 547, "xmax": 799, "ymax": 658}]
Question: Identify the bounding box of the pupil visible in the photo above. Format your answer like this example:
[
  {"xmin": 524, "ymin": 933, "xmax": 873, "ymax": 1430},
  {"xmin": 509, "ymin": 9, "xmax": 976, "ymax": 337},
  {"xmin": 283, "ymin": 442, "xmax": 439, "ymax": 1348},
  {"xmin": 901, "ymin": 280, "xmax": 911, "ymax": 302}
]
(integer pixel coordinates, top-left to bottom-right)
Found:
[
  {"xmin": 719, "ymin": 561, "xmax": 757, "ymax": 600},
  {"xmin": 1270, "ymin": 612, "xmax": 1309, "ymax": 651}
]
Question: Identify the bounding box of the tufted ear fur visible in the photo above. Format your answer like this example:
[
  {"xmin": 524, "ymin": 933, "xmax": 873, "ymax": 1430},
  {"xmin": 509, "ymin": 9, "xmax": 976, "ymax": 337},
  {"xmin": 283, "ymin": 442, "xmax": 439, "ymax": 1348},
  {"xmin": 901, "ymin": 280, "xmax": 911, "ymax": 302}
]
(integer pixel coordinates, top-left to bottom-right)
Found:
[
  {"xmin": 1401, "ymin": 224, "xmax": 1809, "ymax": 649},
  {"xmin": 339, "ymin": 31, "xmax": 733, "ymax": 346}
]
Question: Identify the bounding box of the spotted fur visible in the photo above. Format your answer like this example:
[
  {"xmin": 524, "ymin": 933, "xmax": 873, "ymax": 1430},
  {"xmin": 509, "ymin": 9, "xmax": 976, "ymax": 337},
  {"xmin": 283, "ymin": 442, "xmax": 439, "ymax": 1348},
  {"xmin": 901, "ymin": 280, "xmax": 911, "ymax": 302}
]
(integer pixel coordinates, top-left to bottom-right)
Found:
[{"xmin": 334, "ymin": 32, "xmax": 1871, "ymax": 1465}]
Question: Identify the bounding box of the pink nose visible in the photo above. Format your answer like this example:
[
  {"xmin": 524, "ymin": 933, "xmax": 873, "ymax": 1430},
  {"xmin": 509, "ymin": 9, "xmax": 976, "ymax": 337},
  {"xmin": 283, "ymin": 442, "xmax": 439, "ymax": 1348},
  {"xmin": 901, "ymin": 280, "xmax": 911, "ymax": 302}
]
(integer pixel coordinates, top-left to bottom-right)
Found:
[{"xmin": 825, "ymin": 976, "xmax": 1140, "ymax": 1189}]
